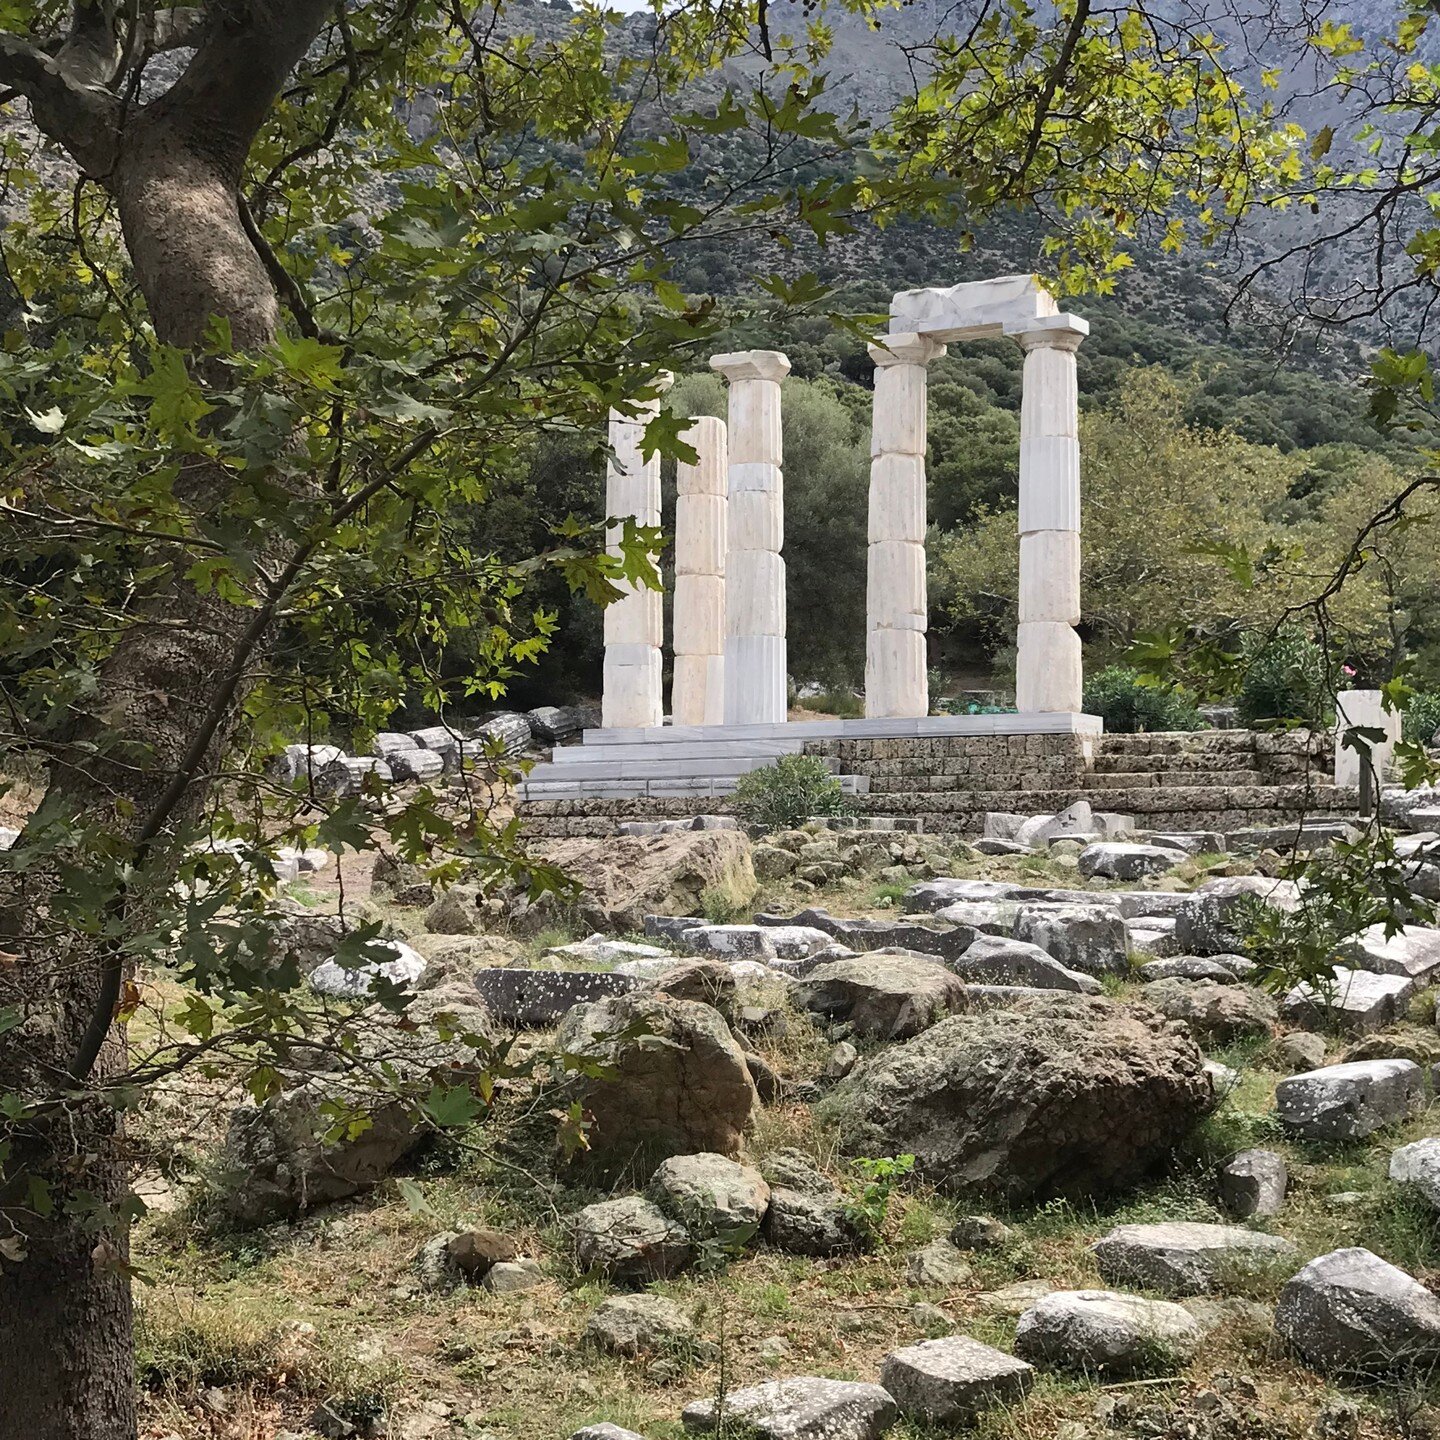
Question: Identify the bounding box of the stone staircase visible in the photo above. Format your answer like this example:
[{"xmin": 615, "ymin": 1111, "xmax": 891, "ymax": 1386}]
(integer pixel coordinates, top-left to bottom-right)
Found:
[
  {"xmin": 518, "ymin": 724, "xmax": 1357, "ymax": 838},
  {"xmin": 804, "ymin": 729, "xmax": 1356, "ymax": 836}
]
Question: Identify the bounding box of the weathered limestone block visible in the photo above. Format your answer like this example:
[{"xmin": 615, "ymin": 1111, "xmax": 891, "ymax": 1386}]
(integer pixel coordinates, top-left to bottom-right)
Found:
[
  {"xmin": 1218, "ymin": 1149, "xmax": 1288, "ymax": 1218},
  {"xmin": 1091, "ymin": 1221, "xmax": 1298, "ymax": 1296},
  {"xmin": 1274, "ymin": 1059, "xmax": 1422, "ymax": 1140},
  {"xmin": 1014, "ymin": 1290, "xmax": 1201, "ymax": 1376},
  {"xmin": 681, "ymin": 1378, "xmax": 897, "ymax": 1439},
  {"xmin": 1280, "ymin": 967, "xmax": 1415, "ymax": 1035},
  {"xmin": 880, "ymin": 1336, "xmax": 1032, "ymax": 1424}
]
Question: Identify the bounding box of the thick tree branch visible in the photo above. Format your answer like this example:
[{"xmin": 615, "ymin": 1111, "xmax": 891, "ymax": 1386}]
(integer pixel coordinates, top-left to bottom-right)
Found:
[
  {"xmin": 151, "ymin": 0, "xmax": 340, "ymax": 175},
  {"xmin": 0, "ymin": 29, "xmax": 120, "ymax": 173}
]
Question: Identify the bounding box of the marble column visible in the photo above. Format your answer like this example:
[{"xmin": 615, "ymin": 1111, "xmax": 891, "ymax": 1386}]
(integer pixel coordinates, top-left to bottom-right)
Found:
[
  {"xmin": 1014, "ymin": 315, "xmax": 1089, "ymax": 713},
  {"xmin": 672, "ymin": 414, "xmax": 729, "ymax": 726},
  {"xmin": 601, "ymin": 381, "xmax": 670, "ymax": 729},
  {"xmin": 865, "ymin": 332, "xmax": 947, "ymax": 718},
  {"xmin": 709, "ymin": 349, "xmax": 791, "ymax": 725}
]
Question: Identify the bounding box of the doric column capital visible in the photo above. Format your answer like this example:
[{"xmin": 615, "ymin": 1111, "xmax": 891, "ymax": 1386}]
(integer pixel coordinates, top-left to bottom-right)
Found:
[
  {"xmin": 868, "ymin": 332, "xmax": 948, "ymax": 368},
  {"xmin": 710, "ymin": 349, "xmax": 791, "ymax": 384},
  {"xmin": 1015, "ymin": 314, "xmax": 1089, "ymax": 354}
]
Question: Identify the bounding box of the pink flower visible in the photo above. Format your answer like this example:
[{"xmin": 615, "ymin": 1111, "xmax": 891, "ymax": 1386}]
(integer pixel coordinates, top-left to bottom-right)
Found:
[{"xmin": 1342, "ymin": 664, "xmax": 1357, "ymax": 678}]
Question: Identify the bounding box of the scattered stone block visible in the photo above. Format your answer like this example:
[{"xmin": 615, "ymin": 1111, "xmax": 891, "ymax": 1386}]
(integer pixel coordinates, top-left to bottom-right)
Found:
[
  {"xmin": 950, "ymin": 1215, "xmax": 1015, "ymax": 1251},
  {"xmin": 764, "ymin": 925, "xmax": 836, "ymax": 961},
  {"xmin": 1078, "ymin": 843, "xmax": 1187, "ymax": 880},
  {"xmin": 585, "ymin": 1293, "xmax": 695, "ymax": 1358},
  {"xmin": 949, "ymin": 934, "xmax": 1100, "ymax": 994},
  {"xmin": 1014, "ymin": 1289, "xmax": 1201, "ymax": 1376},
  {"xmin": 795, "ymin": 953, "xmax": 968, "ymax": 1041},
  {"xmin": 645, "ymin": 914, "xmax": 705, "ymax": 943},
  {"xmin": 1016, "ymin": 800, "xmax": 1093, "ymax": 848},
  {"xmin": 1092, "ymin": 1221, "xmax": 1298, "ymax": 1295},
  {"xmin": 472, "ymin": 967, "xmax": 637, "ymax": 1027},
  {"xmin": 1012, "ymin": 903, "xmax": 1129, "ymax": 977},
  {"xmin": 1273, "ymin": 1031, "xmax": 1327, "ymax": 1071},
  {"xmin": 309, "ymin": 939, "xmax": 427, "ymax": 999},
  {"xmin": 572, "ymin": 1196, "xmax": 692, "ymax": 1283},
  {"xmin": 388, "ymin": 746, "xmax": 445, "ymax": 783},
  {"xmin": 569, "ymin": 1426, "xmax": 644, "ymax": 1440},
  {"xmin": 1174, "ymin": 876, "xmax": 1301, "ymax": 955},
  {"xmin": 1390, "ymin": 1137, "xmax": 1440, "ymax": 1209},
  {"xmin": 1138, "ymin": 956, "xmax": 1240, "ymax": 984},
  {"xmin": 880, "ymin": 1336, "xmax": 1032, "ymax": 1423},
  {"xmin": 906, "ymin": 1240, "xmax": 972, "ymax": 1288},
  {"xmin": 1218, "ymin": 1150, "xmax": 1288, "ymax": 1218},
  {"xmin": 549, "ymin": 934, "xmax": 670, "ymax": 966},
  {"xmin": 482, "ymin": 1258, "xmax": 544, "ymax": 1293},
  {"xmin": 681, "ymin": 1377, "xmax": 897, "ymax": 1439},
  {"xmin": 680, "ymin": 924, "xmax": 777, "ymax": 960},
  {"xmin": 423, "ymin": 886, "xmax": 479, "ymax": 936},
  {"xmin": 447, "ymin": 1227, "xmax": 517, "ymax": 1278},
  {"xmin": 650, "ymin": 1153, "xmax": 770, "ymax": 1244},
  {"xmin": 1276, "ymin": 1247, "xmax": 1440, "ymax": 1379},
  {"xmin": 1341, "ymin": 923, "xmax": 1440, "ymax": 981},
  {"xmin": 1143, "ymin": 978, "xmax": 1278, "ymax": 1044},
  {"xmin": 1280, "ymin": 967, "xmax": 1415, "ymax": 1035},
  {"xmin": 1274, "ymin": 1059, "xmax": 1423, "ymax": 1140}
]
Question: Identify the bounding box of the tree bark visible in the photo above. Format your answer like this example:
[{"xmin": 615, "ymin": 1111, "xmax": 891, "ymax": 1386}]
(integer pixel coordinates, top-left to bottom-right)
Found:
[{"xmin": 0, "ymin": 8, "xmax": 336, "ymax": 1434}]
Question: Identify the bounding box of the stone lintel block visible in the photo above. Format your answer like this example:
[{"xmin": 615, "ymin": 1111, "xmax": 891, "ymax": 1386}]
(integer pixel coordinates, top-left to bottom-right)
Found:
[
  {"xmin": 729, "ymin": 460, "xmax": 783, "ymax": 495},
  {"xmin": 724, "ymin": 634, "xmax": 787, "ymax": 726},
  {"xmin": 677, "ymin": 414, "xmax": 727, "ymax": 496},
  {"xmin": 674, "ymin": 493, "xmax": 726, "ymax": 577},
  {"xmin": 1018, "ymin": 438, "xmax": 1080, "ymax": 532},
  {"xmin": 673, "ymin": 574, "xmax": 726, "ymax": 654},
  {"xmin": 603, "ymin": 586, "xmax": 662, "ymax": 647},
  {"xmin": 866, "ymin": 628, "xmax": 928, "ymax": 719},
  {"xmin": 1016, "ymin": 621, "xmax": 1082, "ymax": 713},
  {"xmin": 726, "ymin": 551, "xmax": 785, "ymax": 637},
  {"xmin": 730, "ymin": 488, "xmax": 784, "ymax": 552},
  {"xmin": 1018, "ymin": 530, "xmax": 1081, "ymax": 625},
  {"xmin": 871, "ymin": 362, "xmax": 928, "ymax": 457},
  {"xmin": 869, "ymin": 454, "xmax": 926, "ymax": 544},
  {"xmin": 890, "ymin": 274, "xmax": 1058, "ymax": 341},
  {"xmin": 867, "ymin": 539, "xmax": 926, "ymax": 629}
]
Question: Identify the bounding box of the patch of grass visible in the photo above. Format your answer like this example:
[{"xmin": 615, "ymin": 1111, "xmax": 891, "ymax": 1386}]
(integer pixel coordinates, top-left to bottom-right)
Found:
[
  {"xmin": 870, "ymin": 880, "xmax": 911, "ymax": 907},
  {"xmin": 701, "ymin": 883, "xmax": 750, "ymax": 924}
]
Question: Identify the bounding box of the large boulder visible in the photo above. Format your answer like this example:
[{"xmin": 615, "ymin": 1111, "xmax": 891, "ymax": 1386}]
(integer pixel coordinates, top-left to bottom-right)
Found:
[
  {"xmin": 1143, "ymin": 978, "xmax": 1278, "ymax": 1044},
  {"xmin": 1091, "ymin": 1221, "xmax": 1298, "ymax": 1295},
  {"xmin": 1173, "ymin": 876, "xmax": 1301, "ymax": 955},
  {"xmin": 681, "ymin": 1378, "xmax": 897, "ymax": 1439},
  {"xmin": 823, "ymin": 994, "xmax": 1212, "ymax": 1201},
  {"xmin": 533, "ymin": 831, "xmax": 756, "ymax": 932},
  {"xmin": 1014, "ymin": 1290, "xmax": 1202, "ymax": 1377},
  {"xmin": 557, "ymin": 992, "xmax": 759, "ymax": 1168},
  {"xmin": 1275, "ymin": 1247, "xmax": 1440, "ymax": 1379},
  {"xmin": 1274, "ymin": 1059, "xmax": 1423, "ymax": 1140},
  {"xmin": 793, "ymin": 953, "xmax": 969, "ymax": 1040}
]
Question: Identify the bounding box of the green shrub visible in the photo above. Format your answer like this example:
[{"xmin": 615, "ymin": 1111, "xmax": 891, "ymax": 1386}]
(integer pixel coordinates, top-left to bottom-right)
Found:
[
  {"xmin": 1236, "ymin": 628, "xmax": 1330, "ymax": 728},
  {"xmin": 1405, "ymin": 692, "xmax": 1440, "ymax": 746},
  {"xmin": 1081, "ymin": 666, "xmax": 1202, "ymax": 733},
  {"xmin": 731, "ymin": 753, "xmax": 851, "ymax": 834}
]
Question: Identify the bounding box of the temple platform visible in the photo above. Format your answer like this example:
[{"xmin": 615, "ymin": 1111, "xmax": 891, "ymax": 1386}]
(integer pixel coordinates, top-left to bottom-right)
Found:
[{"xmin": 516, "ymin": 723, "xmax": 1356, "ymax": 837}]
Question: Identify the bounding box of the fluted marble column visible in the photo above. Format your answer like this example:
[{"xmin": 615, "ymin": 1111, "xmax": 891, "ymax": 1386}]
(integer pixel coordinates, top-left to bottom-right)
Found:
[
  {"xmin": 1015, "ymin": 315, "xmax": 1088, "ymax": 713},
  {"xmin": 601, "ymin": 380, "xmax": 670, "ymax": 729},
  {"xmin": 866, "ymin": 332, "xmax": 947, "ymax": 718},
  {"xmin": 672, "ymin": 414, "xmax": 729, "ymax": 726},
  {"xmin": 710, "ymin": 350, "xmax": 791, "ymax": 725}
]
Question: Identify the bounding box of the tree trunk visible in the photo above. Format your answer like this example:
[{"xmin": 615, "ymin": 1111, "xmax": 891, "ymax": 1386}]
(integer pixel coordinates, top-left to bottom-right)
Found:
[{"xmin": 0, "ymin": 122, "xmax": 285, "ymax": 1440}]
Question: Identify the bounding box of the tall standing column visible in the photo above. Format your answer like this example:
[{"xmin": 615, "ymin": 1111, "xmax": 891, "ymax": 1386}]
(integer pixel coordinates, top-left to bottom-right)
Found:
[
  {"xmin": 1014, "ymin": 315, "xmax": 1089, "ymax": 713},
  {"xmin": 601, "ymin": 380, "xmax": 670, "ymax": 729},
  {"xmin": 672, "ymin": 414, "xmax": 729, "ymax": 726},
  {"xmin": 866, "ymin": 332, "xmax": 946, "ymax": 718},
  {"xmin": 710, "ymin": 350, "xmax": 791, "ymax": 726}
]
